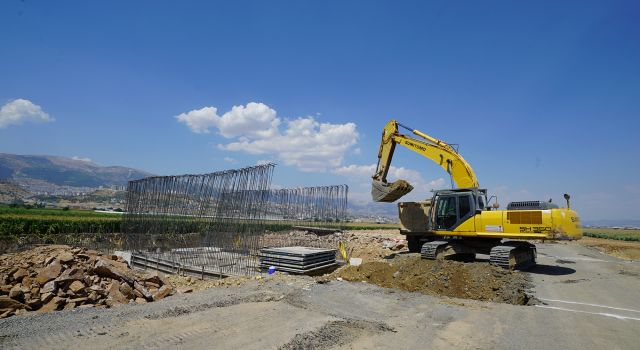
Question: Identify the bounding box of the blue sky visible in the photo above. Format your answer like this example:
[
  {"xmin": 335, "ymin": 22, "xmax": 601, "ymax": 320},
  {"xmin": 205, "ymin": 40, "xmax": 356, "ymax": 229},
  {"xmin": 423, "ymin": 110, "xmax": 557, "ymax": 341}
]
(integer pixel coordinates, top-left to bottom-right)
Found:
[{"xmin": 1, "ymin": 1, "xmax": 638, "ymax": 220}]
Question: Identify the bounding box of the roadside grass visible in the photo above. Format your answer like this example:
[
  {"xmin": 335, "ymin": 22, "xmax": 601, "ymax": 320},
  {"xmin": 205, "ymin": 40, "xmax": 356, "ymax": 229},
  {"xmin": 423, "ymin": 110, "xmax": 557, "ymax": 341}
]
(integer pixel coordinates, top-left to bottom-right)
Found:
[{"xmin": 583, "ymin": 228, "xmax": 640, "ymax": 242}]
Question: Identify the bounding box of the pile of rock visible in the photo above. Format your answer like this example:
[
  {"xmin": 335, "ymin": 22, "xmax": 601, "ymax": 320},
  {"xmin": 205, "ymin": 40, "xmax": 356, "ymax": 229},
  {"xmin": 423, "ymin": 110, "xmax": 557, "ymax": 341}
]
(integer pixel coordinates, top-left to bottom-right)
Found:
[
  {"xmin": 382, "ymin": 238, "xmax": 407, "ymax": 251},
  {"xmin": 0, "ymin": 245, "xmax": 175, "ymax": 319}
]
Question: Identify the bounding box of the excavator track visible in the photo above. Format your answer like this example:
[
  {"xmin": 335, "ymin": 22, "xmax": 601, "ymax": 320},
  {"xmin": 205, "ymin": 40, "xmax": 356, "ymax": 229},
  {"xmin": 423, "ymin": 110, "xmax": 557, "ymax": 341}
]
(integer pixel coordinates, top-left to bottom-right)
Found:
[
  {"xmin": 490, "ymin": 242, "xmax": 537, "ymax": 270},
  {"xmin": 420, "ymin": 241, "xmax": 450, "ymax": 260}
]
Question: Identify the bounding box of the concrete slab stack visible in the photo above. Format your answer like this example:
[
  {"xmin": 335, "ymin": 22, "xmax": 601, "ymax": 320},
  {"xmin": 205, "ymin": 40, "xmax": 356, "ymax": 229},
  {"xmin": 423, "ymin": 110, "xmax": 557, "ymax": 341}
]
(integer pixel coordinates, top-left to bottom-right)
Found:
[{"xmin": 259, "ymin": 246, "xmax": 337, "ymax": 274}]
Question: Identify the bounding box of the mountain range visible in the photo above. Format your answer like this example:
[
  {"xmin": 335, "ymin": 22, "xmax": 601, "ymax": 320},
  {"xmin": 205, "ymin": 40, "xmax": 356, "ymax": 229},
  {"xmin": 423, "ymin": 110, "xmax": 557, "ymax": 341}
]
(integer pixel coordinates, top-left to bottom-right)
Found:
[{"xmin": 0, "ymin": 153, "xmax": 153, "ymax": 188}]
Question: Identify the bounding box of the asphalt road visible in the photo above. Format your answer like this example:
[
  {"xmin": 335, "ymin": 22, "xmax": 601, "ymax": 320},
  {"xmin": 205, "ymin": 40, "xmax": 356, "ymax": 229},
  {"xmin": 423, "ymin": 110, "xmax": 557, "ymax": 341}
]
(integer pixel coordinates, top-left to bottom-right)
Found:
[{"xmin": 1, "ymin": 242, "xmax": 638, "ymax": 349}]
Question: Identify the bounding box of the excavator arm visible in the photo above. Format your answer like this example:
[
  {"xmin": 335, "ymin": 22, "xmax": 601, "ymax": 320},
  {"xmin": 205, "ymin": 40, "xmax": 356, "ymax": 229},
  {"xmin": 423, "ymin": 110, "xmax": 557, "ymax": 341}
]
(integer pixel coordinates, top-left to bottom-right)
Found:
[{"xmin": 372, "ymin": 120, "xmax": 479, "ymax": 202}]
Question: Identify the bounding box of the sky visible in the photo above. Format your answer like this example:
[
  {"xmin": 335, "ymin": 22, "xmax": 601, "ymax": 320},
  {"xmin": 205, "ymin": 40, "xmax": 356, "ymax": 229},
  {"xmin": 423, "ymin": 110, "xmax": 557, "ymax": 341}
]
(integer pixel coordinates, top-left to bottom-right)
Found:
[{"xmin": 0, "ymin": 0, "xmax": 639, "ymax": 220}]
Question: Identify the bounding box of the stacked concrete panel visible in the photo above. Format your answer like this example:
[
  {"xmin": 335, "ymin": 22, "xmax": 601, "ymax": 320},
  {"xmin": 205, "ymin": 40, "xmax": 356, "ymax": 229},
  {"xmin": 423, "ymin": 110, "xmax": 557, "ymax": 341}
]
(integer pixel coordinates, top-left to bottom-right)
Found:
[{"xmin": 259, "ymin": 246, "xmax": 336, "ymax": 274}]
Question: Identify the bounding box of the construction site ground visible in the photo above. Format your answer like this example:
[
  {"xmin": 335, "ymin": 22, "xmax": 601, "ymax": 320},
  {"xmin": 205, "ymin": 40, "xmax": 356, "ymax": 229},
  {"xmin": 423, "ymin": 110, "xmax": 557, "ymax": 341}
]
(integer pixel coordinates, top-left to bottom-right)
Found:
[{"xmin": 1, "ymin": 230, "xmax": 639, "ymax": 349}]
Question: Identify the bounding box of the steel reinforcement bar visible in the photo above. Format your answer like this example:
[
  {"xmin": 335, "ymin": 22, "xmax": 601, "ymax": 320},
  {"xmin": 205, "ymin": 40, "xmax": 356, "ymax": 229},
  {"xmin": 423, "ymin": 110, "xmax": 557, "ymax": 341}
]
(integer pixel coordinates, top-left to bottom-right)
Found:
[{"xmin": 121, "ymin": 164, "xmax": 275, "ymax": 276}]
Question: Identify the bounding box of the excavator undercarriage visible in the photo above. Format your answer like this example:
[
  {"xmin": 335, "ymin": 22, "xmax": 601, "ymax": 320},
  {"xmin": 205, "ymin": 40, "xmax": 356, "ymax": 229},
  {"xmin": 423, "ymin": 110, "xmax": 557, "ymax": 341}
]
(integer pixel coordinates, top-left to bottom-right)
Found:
[{"xmin": 418, "ymin": 238, "xmax": 537, "ymax": 270}]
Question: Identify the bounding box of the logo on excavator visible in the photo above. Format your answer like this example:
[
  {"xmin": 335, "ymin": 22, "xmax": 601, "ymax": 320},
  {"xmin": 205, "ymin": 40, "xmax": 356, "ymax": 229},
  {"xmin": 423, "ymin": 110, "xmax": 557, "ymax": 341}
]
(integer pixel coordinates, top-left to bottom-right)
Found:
[
  {"xmin": 403, "ymin": 140, "xmax": 426, "ymax": 152},
  {"xmin": 519, "ymin": 226, "xmax": 552, "ymax": 234}
]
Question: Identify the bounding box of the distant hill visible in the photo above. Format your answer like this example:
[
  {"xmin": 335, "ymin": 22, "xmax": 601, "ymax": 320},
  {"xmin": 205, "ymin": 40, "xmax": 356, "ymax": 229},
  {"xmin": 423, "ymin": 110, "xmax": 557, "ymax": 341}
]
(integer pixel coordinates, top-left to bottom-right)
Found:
[
  {"xmin": 348, "ymin": 201, "xmax": 398, "ymax": 221},
  {"xmin": 0, "ymin": 181, "xmax": 30, "ymax": 202},
  {"xmin": 0, "ymin": 153, "xmax": 153, "ymax": 188}
]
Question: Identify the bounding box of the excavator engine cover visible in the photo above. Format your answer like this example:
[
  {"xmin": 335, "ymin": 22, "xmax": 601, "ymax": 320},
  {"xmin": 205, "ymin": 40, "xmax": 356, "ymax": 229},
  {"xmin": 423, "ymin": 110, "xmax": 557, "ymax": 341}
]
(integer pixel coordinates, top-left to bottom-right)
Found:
[{"xmin": 371, "ymin": 179, "xmax": 414, "ymax": 202}]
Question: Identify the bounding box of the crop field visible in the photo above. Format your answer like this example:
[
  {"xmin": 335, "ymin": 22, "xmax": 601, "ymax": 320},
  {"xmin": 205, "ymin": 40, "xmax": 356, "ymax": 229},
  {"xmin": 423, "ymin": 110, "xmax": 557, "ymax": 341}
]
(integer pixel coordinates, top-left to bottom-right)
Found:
[
  {"xmin": 583, "ymin": 228, "xmax": 640, "ymax": 241},
  {"xmin": 0, "ymin": 205, "xmax": 121, "ymax": 237},
  {"xmin": 0, "ymin": 206, "xmax": 121, "ymax": 218}
]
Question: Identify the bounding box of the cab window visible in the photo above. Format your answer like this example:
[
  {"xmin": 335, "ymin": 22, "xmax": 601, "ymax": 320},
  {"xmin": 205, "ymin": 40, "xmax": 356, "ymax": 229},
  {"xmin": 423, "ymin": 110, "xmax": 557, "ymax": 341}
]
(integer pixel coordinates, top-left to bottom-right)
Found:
[
  {"xmin": 435, "ymin": 196, "xmax": 457, "ymax": 230},
  {"xmin": 458, "ymin": 195, "xmax": 471, "ymax": 218}
]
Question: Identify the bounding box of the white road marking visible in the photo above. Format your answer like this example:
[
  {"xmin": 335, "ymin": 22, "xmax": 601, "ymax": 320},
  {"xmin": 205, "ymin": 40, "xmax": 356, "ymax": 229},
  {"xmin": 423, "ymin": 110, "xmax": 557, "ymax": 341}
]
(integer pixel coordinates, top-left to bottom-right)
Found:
[
  {"xmin": 540, "ymin": 256, "xmax": 608, "ymax": 262},
  {"xmin": 538, "ymin": 298, "xmax": 640, "ymax": 314},
  {"xmin": 535, "ymin": 305, "xmax": 640, "ymax": 321}
]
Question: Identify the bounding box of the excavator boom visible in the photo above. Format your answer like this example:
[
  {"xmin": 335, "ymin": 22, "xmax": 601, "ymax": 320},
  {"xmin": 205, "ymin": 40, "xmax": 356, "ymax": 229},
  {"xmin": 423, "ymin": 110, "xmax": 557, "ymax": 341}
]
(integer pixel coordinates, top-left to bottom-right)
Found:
[{"xmin": 372, "ymin": 120, "xmax": 479, "ymax": 202}]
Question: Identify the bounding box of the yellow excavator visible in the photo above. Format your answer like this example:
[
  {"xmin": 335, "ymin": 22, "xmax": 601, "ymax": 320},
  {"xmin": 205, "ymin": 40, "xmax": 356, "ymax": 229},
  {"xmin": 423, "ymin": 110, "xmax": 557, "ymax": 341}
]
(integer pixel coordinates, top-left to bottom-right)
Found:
[{"xmin": 372, "ymin": 120, "xmax": 582, "ymax": 269}]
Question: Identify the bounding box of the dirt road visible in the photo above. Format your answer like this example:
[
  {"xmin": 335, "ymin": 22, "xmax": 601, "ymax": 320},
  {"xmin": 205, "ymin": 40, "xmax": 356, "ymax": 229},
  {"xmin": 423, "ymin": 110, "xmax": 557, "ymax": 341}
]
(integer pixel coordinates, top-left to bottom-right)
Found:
[{"xmin": 1, "ymin": 242, "xmax": 638, "ymax": 349}]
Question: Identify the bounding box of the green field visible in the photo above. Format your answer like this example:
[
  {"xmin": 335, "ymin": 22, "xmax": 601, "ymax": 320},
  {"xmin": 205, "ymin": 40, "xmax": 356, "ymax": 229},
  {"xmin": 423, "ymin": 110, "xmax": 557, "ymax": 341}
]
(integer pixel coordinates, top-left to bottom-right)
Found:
[
  {"xmin": 0, "ymin": 205, "xmax": 121, "ymax": 237},
  {"xmin": 583, "ymin": 228, "xmax": 640, "ymax": 242},
  {"xmin": 0, "ymin": 206, "xmax": 120, "ymax": 218}
]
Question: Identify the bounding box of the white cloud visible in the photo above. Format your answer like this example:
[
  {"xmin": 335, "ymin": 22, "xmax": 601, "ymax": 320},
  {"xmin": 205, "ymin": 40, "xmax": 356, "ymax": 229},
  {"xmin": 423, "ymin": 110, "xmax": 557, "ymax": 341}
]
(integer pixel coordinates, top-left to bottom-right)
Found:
[
  {"xmin": 333, "ymin": 163, "xmax": 446, "ymax": 203},
  {"xmin": 0, "ymin": 99, "xmax": 54, "ymax": 128},
  {"xmin": 333, "ymin": 164, "xmax": 432, "ymax": 187},
  {"xmin": 223, "ymin": 156, "xmax": 237, "ymax": 163},
  {"xmin": 72, "ymin": 156, "xmax": 92, "ymax": 162},
  {"xmin": 222, "ymin": 117, "xmax": 358, "ymax": 171},
  {"xmin": 256, "ymin": 159, "xmax": 274, "ymax": 165},
  {"xmin": 332, "ymin": 163, "xmax": 376, "ymax": 181},
  {"xmin": 174, "ymin": 106, "xmax": 219, "ymax": 134},
  {"xmin": 176, "ymin": 102, "xmax": 359, "ymax": 172},
  {"xmin": 175, "ymin": 102, "xmax": 279, "ymax": 138},
  {"xmin": 216, "ymin": 103, "xmax": 280, "ymax": 139}
]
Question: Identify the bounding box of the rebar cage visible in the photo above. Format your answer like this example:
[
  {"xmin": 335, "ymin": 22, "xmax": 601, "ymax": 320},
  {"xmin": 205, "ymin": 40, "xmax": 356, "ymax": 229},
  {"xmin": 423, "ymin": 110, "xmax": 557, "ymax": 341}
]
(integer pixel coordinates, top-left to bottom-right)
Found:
[{"xmin": 121, "ymin": 164, "xmax": 348, "ymax": 276}]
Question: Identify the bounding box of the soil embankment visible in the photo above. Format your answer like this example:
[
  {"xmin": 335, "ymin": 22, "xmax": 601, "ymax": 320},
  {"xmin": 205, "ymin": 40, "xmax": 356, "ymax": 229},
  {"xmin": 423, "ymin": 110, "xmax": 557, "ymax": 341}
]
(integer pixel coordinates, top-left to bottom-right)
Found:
[{"xmin": 320, "ymin": 255, "xmax": 533, "ymax": 305}]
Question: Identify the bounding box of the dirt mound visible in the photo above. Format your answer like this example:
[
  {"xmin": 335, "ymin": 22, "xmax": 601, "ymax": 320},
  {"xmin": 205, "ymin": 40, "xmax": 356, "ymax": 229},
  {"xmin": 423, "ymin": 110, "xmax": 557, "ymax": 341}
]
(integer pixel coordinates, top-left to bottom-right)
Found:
[
  {"xmin": 319, "ymin": 255, "xmax": 533, "ymax": 305},
  {"xmin": 575, "ymin": 237, "xmax": 640, "ymax": 260},
  {"xmin": 0, "ymin": 245, "xmax": 176, "ymax": 319}
]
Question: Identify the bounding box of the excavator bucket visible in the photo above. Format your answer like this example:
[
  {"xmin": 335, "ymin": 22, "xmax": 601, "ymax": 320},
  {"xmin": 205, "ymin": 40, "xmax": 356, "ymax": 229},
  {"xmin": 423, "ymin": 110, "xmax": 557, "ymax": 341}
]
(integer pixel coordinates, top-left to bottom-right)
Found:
[{"xmin": 371, "ymin": 179, "xmax": 414, "ymax": 202}]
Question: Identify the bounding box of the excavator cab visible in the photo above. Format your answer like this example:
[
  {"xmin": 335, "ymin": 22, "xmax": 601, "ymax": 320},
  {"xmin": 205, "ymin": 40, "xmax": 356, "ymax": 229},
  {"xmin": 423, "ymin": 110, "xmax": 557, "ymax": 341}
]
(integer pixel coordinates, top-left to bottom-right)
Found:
[{"xmin": 428, "ymin": 188, "xmax": 488, "ymax": 231}]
